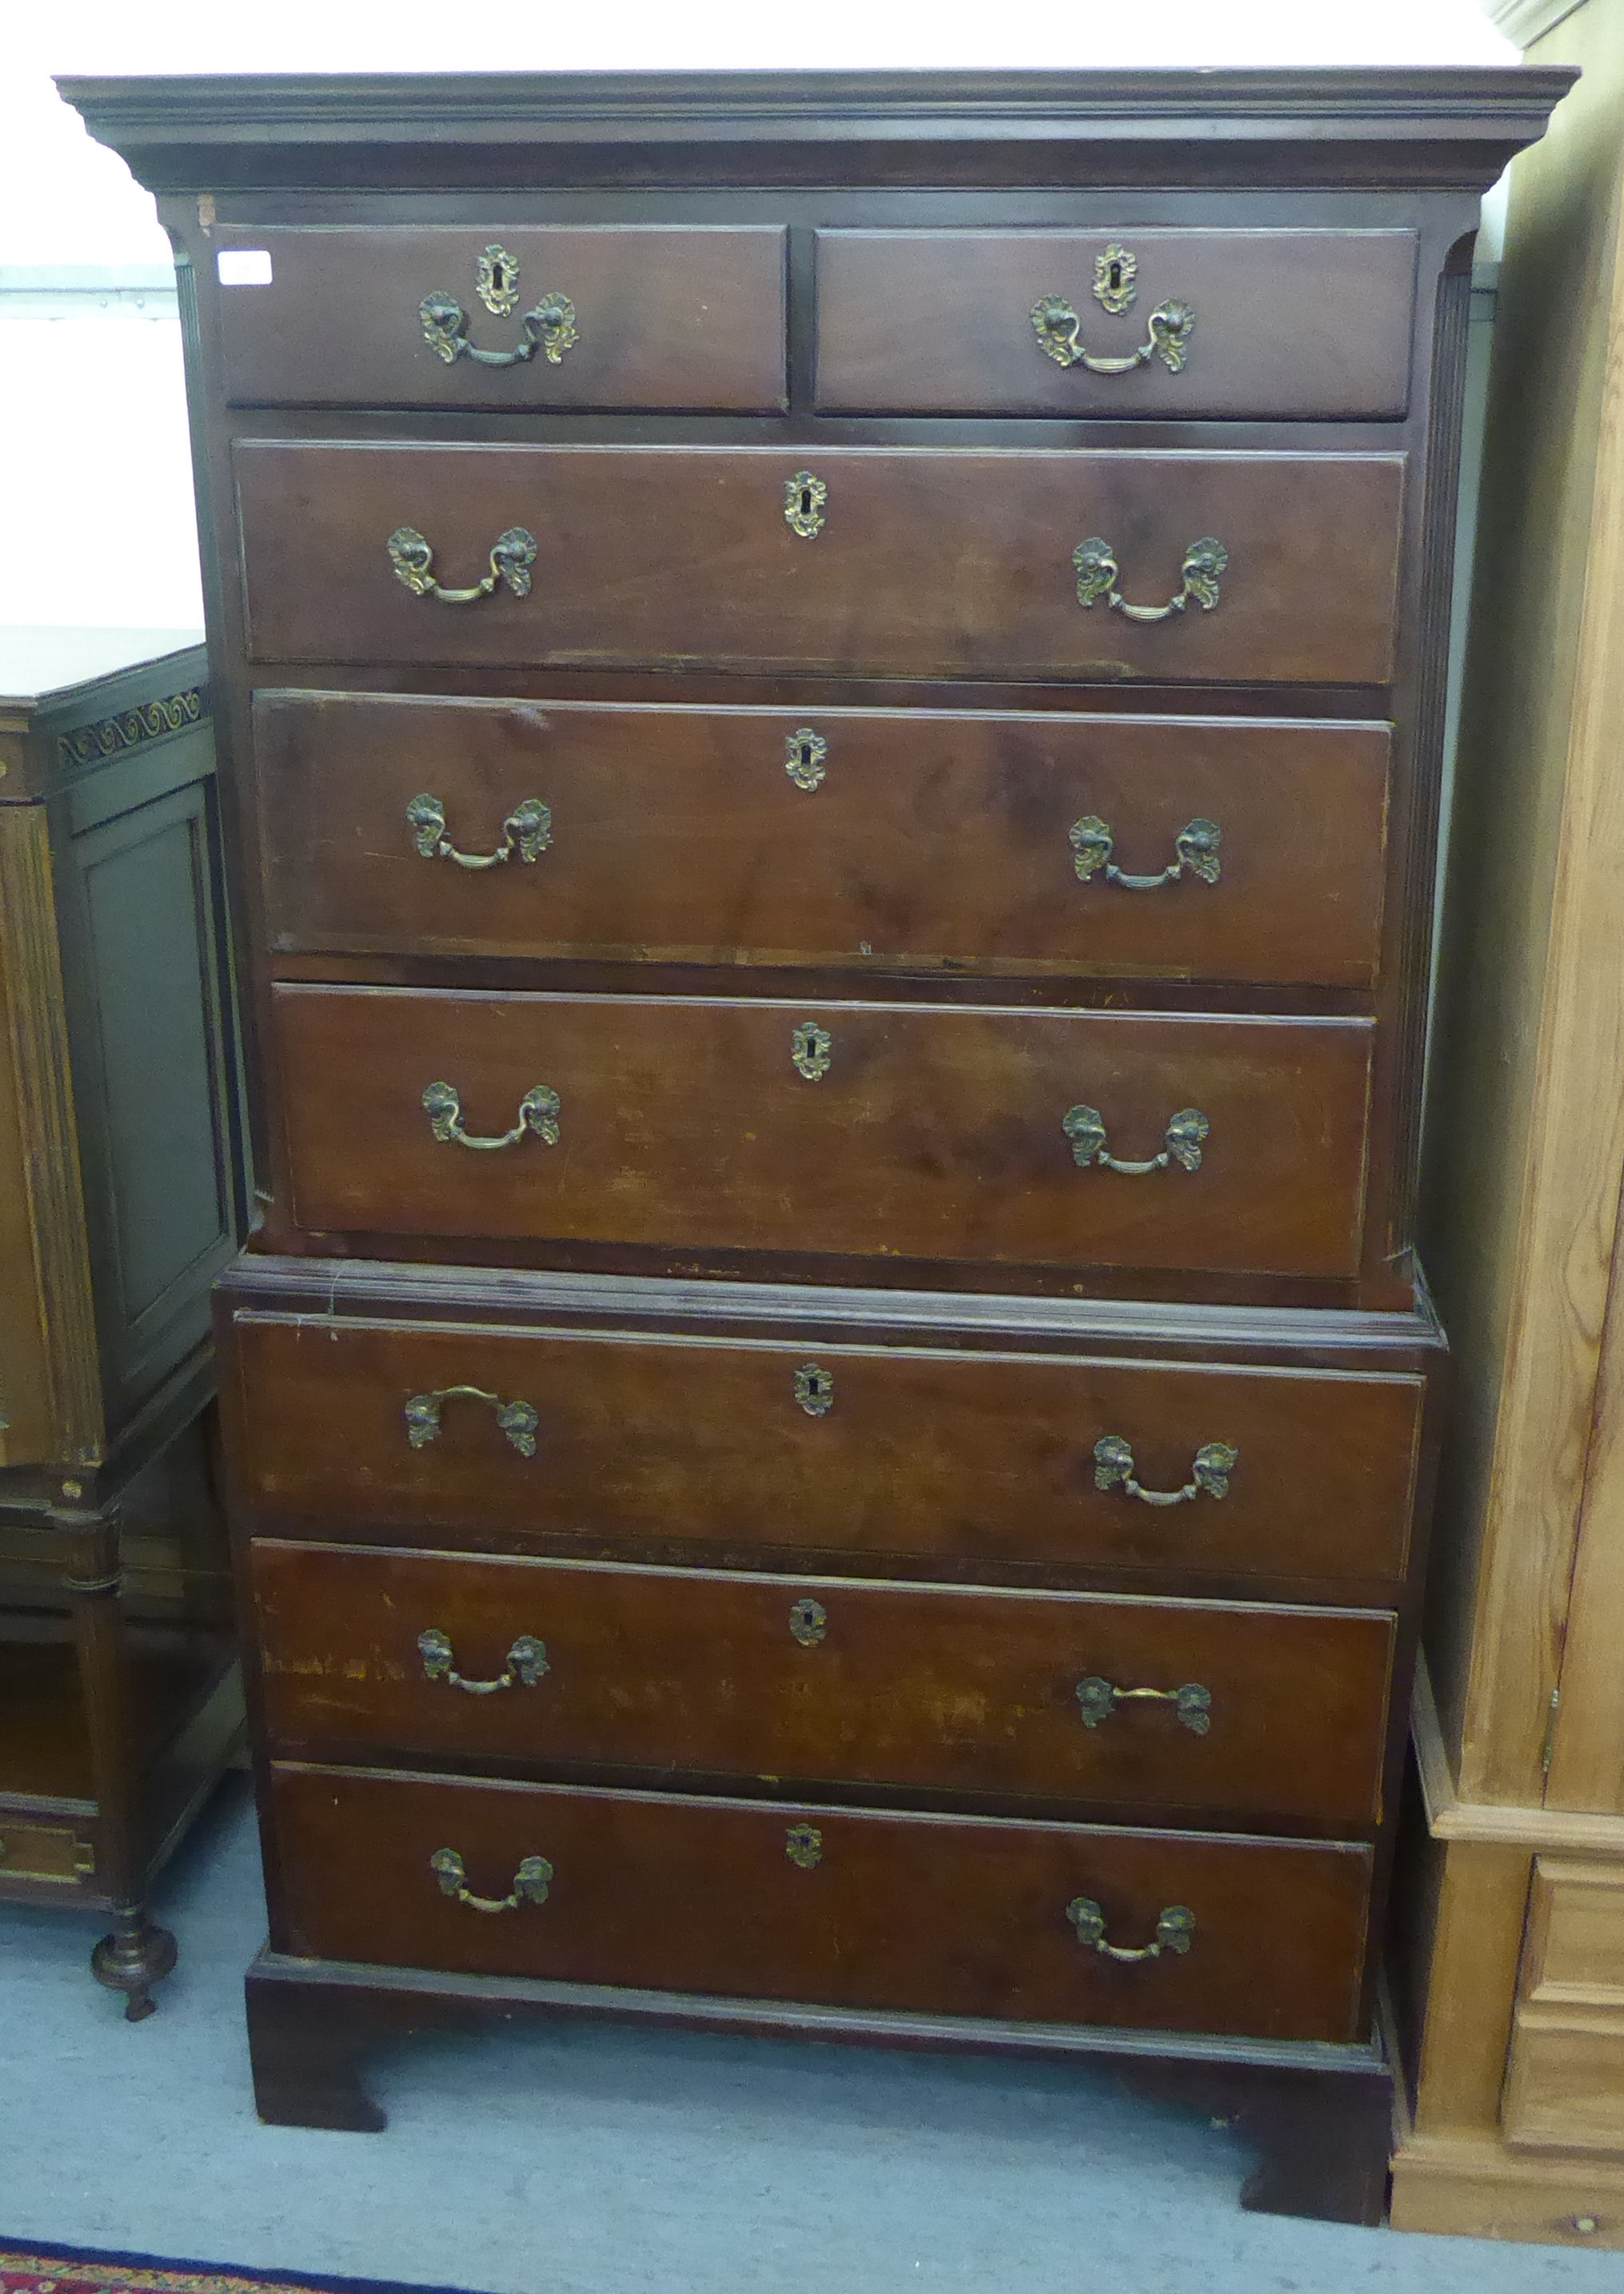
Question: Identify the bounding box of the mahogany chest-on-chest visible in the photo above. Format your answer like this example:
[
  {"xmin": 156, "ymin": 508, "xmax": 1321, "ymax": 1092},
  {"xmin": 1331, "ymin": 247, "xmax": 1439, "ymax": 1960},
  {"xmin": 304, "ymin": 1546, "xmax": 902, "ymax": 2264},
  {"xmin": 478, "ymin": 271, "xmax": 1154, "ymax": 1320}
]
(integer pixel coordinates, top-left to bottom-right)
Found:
[{"xmin": 62, "ymin": 65, "xmax": 1570, "ymax": 2218}]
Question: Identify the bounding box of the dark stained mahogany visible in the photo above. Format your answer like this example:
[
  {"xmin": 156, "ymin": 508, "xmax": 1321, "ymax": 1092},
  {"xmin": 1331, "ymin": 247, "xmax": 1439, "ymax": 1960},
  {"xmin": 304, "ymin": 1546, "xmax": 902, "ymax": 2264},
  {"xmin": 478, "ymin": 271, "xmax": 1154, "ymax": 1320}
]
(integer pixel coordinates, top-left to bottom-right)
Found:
[
  {"xmin": 251, "ymin": 1542, "xmax": 1396, "ymax": 1826},
  {"xmin": 213, "ymin": 225, "xmax": 788, "ymax": 412},
  {"xmin": 269, "ymin": 1761, "xmax": 1373, "ymax": 2042},
  {"xmin": 233, "ymin": 441, "xmax": 1407, "ymax": 687},
  {"xmin": 270, "ymin": 983, "xmax": 1375, "ymax": 1279},
  {"xmin": 54, "ymin": 64, "xmax": 1574, "ymax": 2192},
  {"xmin": 225, "ymin": 1307, "xmax": 1424, "ymax": 1588},
  {"xmin": 256, "ymin": 693, "xmax": 1393, "ymax": 989},
  {"xmin": 814, "ymin": 229, "xmax": 1418, "ymax": 420}
]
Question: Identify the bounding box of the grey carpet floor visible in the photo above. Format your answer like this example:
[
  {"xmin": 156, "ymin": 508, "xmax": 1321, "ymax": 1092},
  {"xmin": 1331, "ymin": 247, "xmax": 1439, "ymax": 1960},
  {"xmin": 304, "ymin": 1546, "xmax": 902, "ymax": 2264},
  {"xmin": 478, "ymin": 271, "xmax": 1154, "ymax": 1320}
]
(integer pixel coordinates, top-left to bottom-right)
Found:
[{"xmin": 1, "ymin": 1777, "xmax": 1621, "ymax": 2294}]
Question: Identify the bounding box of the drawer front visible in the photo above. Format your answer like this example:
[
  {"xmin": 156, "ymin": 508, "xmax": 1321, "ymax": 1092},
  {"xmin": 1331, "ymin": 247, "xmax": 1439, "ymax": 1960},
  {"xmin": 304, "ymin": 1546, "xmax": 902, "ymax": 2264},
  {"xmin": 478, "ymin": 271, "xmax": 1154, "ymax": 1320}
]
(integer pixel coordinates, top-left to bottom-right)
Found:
[
  {"xmin": 814, "ymin": 229, "xmax": 1417, "ymax": 418},
  {"xmin": 257, "ymin": 693, "xmax": 1392, "ymax": 990},
  {"xmin": 228, "ymin": 1314, "xmax": 1423, "ymax": 1587},
  {"xmin": 236, "ymin": 441, "xmax": 1406, "ymax": 686},
  {"xmin": 214, "ymin": 226, "xmax": 788, "ymax": 411},
  {"xmin": 253, "ymin": 1544, "xmax": 1396, "ymax": 1825},
  {"xmin": 272, "ymin": 985, "xmax": 1374, "ymax": 1280},
  {"xmin": 270, "ymin": 1763, "xmax": 1373, "ymax": 2041}
]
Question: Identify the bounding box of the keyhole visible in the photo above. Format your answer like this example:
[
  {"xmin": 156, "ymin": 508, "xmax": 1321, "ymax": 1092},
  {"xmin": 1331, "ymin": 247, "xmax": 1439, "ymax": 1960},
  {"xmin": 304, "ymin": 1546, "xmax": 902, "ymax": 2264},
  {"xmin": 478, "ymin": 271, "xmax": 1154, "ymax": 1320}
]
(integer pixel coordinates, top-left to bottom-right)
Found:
[
  {"xmin": 490, "ymin": 257, "xmax": 511, "ymax": 297},
  {"xmin": 1107, "ymin": 257, "xmax": 1123, "ymax": 294},
  {"xmin": 799, "ymin": 484, "xmax": 814, "ymax": 521}
]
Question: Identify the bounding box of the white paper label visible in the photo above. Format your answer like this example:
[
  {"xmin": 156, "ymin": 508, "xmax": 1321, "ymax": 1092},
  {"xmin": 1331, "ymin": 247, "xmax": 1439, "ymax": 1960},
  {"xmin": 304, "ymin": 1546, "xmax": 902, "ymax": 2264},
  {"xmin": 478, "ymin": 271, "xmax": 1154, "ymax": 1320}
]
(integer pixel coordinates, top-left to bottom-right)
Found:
[{"xmin": 216, "ymin": 249, "xmax": 273, "ymax": 286}]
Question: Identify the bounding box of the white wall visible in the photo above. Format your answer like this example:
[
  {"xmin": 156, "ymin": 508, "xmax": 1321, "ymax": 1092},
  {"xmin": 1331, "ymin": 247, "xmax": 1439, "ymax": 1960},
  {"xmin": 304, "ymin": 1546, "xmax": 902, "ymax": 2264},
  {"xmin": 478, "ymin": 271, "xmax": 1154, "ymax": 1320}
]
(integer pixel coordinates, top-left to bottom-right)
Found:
[{"xmin": 0, "ymin": 0, "xmax": 1518, "ymax": 634}]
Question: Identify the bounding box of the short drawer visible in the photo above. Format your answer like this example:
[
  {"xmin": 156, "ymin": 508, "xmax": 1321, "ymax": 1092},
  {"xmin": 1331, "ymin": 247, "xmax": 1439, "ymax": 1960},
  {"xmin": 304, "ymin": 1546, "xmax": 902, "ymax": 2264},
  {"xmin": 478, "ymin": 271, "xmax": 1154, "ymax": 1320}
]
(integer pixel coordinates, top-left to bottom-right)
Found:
[
  {"xmin": 269, "ymin": 1762, "xmax": 1373, "ymax": 2041},
  {"xmin": 814, "ymin": 229, "xmax": 1417, "ymax": 418},
  {"xmin": 272, "ymin": 984, "xmax": 1374, "ymax": 1281},
  {"xmin": 235, "ymin": 441, "xmax": 1406, "ymax": 687},
  {"xmin": 213, "ymin": 226, "xmax": 788, "ymax": 411},
  {"xmin": 225, "ymin": 1311, "xmax": 1423, "ymax": 1588},
  {"xmin": 256, "ymin": 692, "xmax": 1392, "ymax": 991},
  {"xmin": 253, "ymin": 1544, "xmax": 1396, "ymax": 1826}
]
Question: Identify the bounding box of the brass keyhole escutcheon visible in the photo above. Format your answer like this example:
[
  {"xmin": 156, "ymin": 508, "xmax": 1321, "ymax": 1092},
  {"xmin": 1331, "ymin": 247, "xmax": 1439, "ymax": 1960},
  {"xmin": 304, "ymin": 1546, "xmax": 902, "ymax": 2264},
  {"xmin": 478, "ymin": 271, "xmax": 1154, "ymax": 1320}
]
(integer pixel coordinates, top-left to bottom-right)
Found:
[
  {"xmin": 794, "ymin": 1362, "xmax": 834, "ymax": 1416},
  {"xmin": 477, "ymin": 243, "xmax": 521, "ymax": 316},
  {"xmin": 785, "ymin": 728, "xmax": 828, "ymax": 792},
  {"xmin": 1094, "ymin": 243, "xmax": 1138, "ymax": 314},
  {"xmin": 791, "ymin": 1022, "xmax": 832, "ymax": 1081},
  {"xmin": 784, "ymin": 469, "xmax": 828, "ymax": 540},
  {"xmin": 788, "ymin": 1598, "xmax": 828, "ymax": 1647},
  {"xmin": 786, "ymin": 1823, "xmax": 824, "ymax": 1869}
]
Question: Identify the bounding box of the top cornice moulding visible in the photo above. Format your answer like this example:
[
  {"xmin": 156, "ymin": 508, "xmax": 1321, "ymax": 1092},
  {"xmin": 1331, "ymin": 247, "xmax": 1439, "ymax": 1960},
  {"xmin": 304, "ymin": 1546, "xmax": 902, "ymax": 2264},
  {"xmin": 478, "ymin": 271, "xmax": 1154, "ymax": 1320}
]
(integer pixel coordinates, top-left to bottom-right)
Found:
[{"xmin": 55, "ymin": 68, "xmax": 1578, "ymax": 195}]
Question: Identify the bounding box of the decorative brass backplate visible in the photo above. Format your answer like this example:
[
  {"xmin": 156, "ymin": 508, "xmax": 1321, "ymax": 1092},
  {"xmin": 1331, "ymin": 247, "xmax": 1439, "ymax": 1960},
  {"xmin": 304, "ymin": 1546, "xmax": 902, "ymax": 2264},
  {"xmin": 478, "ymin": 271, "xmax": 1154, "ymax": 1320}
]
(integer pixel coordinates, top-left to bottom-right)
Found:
[
  {"xmin": 785, "ymin": 728, "xmax": 828, "ymax": 792},
  {"xmin": 788, "ymin": 1597, "xmax": 828, "ymax": 1647},
  {"xmin": 1072, "ymin": 535, "xmax": 1227, "ymax": 620},
  {"xmin": 1067, "ymin": 1897, "xmax": 1195, "ymax": 1962},
  {"xmin": 791, "ymin": 1022, "xmax": 832, "ymax": 1081},
  {"xmin": 1063, "ymin": 1105, "xmax": 1209, "ymax": 1175},
  {"xmin": 1075, "ymin": 1676, "xmax": 1213, "ymax": 1734},
  {"xmin": 1094, "ymin": 243, "xmax": 1138, "ymax": 313},
  {"xmin": 1092, "ymin": 1434, "xmax": 1238, "ymax": 1506},
  {"xmin": 418, "ymin": 1626, "xmax": 549, "ymax": 1694},
  {"xmin": 403, "ymin": 1383, "xmax": 541, "ymax": 1458},
  {"xmin": 422, "ymin": 1080, "xmax": 561, "ymax": 1151},
  {"xmin": 389, "ymin": 525, "xmax": 539, "ymax": 604},
  {"xmin": 1031, "ymin": 293, "xmax": 1195, "ymax": 377},
  {"xmin": 785, "ymin": 1822, "xmax": 824, "ymax": 1869},
  {"xmin": 794, "ymin": 1362, "xmax": 834, "ymax": 1416},
  {"xmin": 1069, "ymin": 815, "xmax": 1222, "ymax": 890},
  {"xmin": 407, "ymin": 794, "xmax": 553, "ymax": 869},
  {"xmin": 784, "ymin": 470, "xmax": 828, "ymax": 540},
  {"xmin": 477, "ymin": 244, "xmax": 521, "ymax": 317},
  {"xmin": 430, "ymin": 1846, "xmax": 553, "ymax": 1913}
]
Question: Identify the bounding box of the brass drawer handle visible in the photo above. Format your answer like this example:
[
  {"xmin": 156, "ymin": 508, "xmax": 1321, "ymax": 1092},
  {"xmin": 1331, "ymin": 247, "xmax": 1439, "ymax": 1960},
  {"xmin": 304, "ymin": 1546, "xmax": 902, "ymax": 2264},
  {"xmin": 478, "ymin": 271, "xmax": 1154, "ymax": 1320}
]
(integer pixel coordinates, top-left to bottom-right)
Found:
[
  {"xmin": 1073, "ymin": 536, "xmax": 1227, "ymax": 622},
  {"xmin": 407, "ymin": 794, "xmax": 553, "ymax": 870},
  {"xmin": 1075, "ymin": 1677, "xmax": 1213, "ymax": 1733},
  {"xmin": 1093, "ymin": 1434, "xmax": 1237, "ymax": 1505},
  {"xmin": 422, "ymin": 1079, "xmax": 561, "ymax": 1151},
  {"xmin": 1031, "ymin": 293, "xmax": 1195, "ymax": 377},
  {"xmin": 417, "ymin": 1627, "xmax": 549, "ymax": 1694},
  {"xmin": 388, "ymin": 525, "xmax": 537, "ymax": 605},
  {"xmin": 1070, "ymin": 816, "xmax": 1221, "ymax": 890},
  {"xmin": 1063, "ymin": 1104, "xmax": 1208, "ymax": 1174},
  {"xmin": 430, "ymin": 1846, "xmax": 553, "ymax": 1913},
  {"xmin": 420, "ymin": 275, "xmax": 578, "ymax": 369},
  {"xmin": 403, "ymin": 1383, "xmax": 540, "ymax": 1457},
  {"xmin": 1067, "ymin": 1897, "xmax": 1195, "ymax": 1962}
]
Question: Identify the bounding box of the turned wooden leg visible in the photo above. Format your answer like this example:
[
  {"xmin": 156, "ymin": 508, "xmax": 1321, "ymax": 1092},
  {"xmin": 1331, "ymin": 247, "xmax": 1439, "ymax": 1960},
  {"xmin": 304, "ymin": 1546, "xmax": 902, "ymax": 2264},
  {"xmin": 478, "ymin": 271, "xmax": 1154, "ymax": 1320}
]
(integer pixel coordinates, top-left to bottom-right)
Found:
[
  {"xmin": 245, "ymin": 1964, "xmax": 387, "ymax": 2131},
  {"xmin": 92, "ymin": 1902, "xmax": 179, "ymax": 2023}
]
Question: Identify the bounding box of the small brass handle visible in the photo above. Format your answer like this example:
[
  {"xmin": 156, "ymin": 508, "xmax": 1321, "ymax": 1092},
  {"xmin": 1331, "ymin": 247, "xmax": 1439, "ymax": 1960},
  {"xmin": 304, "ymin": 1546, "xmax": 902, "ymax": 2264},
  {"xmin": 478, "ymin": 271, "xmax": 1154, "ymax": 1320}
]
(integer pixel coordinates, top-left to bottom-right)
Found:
[
  {"xmin": 407, "ymin": 794, "xmax": 553, "ymax": 870},
  {"xmin": 1063, "ymin": 1105, "xmax": 1209, "ymax": 1175},
  {"xmin": 1032, "ymin": 294, "xmax": 1195, "ymax": 377},
  {"xmin": 403, "ymin": 1384, "xmax": 540, "ymax": 1457},
  {"xmin": 1093, "ymin": 1434, "xmax": 1238, "ymax": 1505},
  {"xmin": 1067, "ymin": 1897, "xmax": 1195, "ymax": 1962},
  {"xmin": 1070, "ymin": 816, "xmax": 1221, "ymax": 890},
  {"xmin": 430, "ymin": 1846, "xmax": 553, "ymax": 1913},
  {"xmin": 388, "ymin": 525, "xmax": 537, "ymax": 605},
  {"xmin": 420, "ymin": 289, "xmax": 578, "ymax": 369},
  {"xmin": 1073, "ymin": 536, "xmax": 1227, "ymax": 622},
  {"xmin": 418, "ymin": 1627, "xmax": 549, "ymax": 1694},
  {"xmin": 1075, "ymin": 1677, "xmax": 1213, "ymax": 1733},
  {"xmin": 422, "ymin": 1080, "xmax": 561, "ymax": 1151}
]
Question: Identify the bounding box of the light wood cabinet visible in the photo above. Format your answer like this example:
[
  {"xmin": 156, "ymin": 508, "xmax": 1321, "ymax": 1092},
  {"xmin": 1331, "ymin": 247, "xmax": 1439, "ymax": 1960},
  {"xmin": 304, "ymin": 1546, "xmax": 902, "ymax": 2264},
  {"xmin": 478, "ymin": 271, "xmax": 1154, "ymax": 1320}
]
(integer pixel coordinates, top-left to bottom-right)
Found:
[{"xmin": 1391, "ymin": 0, "xmax": 1624, "ymax": 2245}]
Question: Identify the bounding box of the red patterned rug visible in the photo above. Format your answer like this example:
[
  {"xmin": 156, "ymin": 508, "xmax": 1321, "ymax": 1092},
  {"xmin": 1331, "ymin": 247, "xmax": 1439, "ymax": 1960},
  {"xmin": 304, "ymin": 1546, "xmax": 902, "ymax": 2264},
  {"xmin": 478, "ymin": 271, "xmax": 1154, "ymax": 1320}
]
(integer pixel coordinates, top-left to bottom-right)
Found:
[{"xmin": 0, "ymin": 2245, "xmax": 473, "ymax": 2294}]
